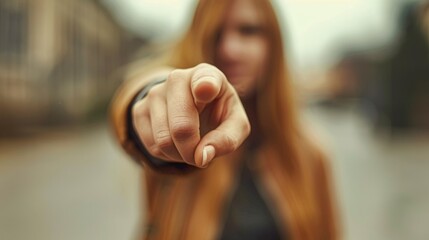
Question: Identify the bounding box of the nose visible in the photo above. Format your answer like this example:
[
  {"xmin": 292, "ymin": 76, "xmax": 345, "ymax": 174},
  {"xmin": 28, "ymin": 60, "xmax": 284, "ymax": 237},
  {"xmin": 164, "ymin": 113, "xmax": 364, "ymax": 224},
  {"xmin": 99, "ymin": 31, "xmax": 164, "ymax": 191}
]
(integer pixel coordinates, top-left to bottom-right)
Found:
[{"xmin": 217, "ymin": 32, "xmax": 243, "ymax": 62}]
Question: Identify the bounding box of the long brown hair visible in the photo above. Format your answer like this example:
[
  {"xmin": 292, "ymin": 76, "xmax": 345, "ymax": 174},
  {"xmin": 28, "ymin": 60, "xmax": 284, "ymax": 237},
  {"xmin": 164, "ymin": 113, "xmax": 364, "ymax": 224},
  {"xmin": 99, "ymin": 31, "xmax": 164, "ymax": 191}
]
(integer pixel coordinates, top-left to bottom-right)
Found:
[{"xmin": 166, "ymin": 0, "xmax": 335, "ymax": 239}]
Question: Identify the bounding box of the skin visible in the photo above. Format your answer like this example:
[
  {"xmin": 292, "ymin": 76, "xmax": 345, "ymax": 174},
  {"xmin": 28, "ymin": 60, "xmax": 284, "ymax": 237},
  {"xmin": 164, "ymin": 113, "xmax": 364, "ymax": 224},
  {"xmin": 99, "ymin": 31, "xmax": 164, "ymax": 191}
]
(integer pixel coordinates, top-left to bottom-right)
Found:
[
  {"xmin": 132, "ymin": 0, "xmax": 269, "ymax": 168},
  {"xmin": 215, "ymin": 0, "xmax": 269, "ymax": 99}
]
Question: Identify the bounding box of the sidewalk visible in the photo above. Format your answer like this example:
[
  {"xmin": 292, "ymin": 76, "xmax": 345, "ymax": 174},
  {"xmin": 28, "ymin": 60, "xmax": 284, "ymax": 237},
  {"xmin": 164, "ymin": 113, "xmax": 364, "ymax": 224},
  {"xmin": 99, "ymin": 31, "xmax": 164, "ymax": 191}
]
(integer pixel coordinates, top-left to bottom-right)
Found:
[
  {"xmin": 0, "ymin": 123, "xmax": 143, "ymax": 240},
  {"xmin": 304, "ymin": 103, "xmax": 429, "ymax": 240},
  {"xmin": 1, "ymin": 106, "xmax": 428, "ymax": 240}
]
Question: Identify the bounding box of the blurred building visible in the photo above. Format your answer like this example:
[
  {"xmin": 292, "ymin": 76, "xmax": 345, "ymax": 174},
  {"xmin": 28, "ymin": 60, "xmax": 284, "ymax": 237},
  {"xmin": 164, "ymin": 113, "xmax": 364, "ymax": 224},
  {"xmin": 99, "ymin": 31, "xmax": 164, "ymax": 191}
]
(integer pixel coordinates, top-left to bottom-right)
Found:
[
  {"xmin": 0, "ymin": 0, "xmax": 142, "ymax": 134},
  {"xmin": 318, "ymin": 1, "xmax": 429, "ymax": 134}
]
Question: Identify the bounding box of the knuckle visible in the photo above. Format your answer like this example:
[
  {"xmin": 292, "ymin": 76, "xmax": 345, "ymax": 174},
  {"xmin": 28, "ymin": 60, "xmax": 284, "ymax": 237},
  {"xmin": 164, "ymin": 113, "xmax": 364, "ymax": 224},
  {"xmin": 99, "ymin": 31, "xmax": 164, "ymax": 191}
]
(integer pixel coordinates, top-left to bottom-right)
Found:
[
  {"xmin": 196, "ymin": 63, "xmax": 211, "ymax": 69},
  {"xmin": 147, "ymin": 145, "xmax": 162, "ymax": 158},
  {"xmin": 132, "ymin": 100, "xmax": 148, "ymax": 118},
  {"xmin": 168, "ymin": 69, "xmax": 186, "ymax": 82},
  {"xmin": 195, "ymin": 63, "xmax": 223, "ymax": 77},
  {"xmin": 194, "ymin": 64, "xmax": 217, "ymax": 76},
  {"xmin": 170, "ymin": 118, "xmax": 198, "ymax": 141},
  {"xmin": 155, "ymin": 130, "xmax": 174, "ymax": 150},
  {"xmin": 145, "ymin": 85, "xmax": 158, "ymax": 100},
  {"xmin": 223, "ymin": 134, "xmax": 239, "ymax": 152},
  {"xmin": 196, "ymin": 63, "xmax": 219, "ymax": 74}
]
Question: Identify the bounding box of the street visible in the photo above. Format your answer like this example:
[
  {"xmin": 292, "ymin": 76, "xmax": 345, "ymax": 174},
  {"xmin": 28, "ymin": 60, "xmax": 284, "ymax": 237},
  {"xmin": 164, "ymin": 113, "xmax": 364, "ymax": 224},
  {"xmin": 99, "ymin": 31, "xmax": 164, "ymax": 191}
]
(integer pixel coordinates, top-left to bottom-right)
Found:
[{"xmin": 1, "ymin": 104, "xmax": 428, "ymax": 240}]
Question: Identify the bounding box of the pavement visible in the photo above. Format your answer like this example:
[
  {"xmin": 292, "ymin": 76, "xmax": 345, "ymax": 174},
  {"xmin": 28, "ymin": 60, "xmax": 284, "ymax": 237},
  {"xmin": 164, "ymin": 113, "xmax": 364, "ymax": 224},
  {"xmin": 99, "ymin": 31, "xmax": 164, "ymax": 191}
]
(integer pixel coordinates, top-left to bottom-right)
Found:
[
  {"xmin": 0, "ymin": 104, "xmax": 428, "ymax": 240},
  {"xmin": 303, "ymin": 102, "xmax": 429, "ymax": 240},
  {"xmin": 0, "ymin": 123, "xmax": 143, "ymax": 240}
]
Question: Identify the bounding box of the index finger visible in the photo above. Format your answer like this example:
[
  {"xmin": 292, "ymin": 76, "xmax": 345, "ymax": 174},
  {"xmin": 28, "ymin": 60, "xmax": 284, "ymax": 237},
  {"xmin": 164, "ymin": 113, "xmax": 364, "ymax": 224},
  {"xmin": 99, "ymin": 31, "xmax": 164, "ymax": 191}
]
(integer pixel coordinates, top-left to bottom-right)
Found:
[
  {"xmin": 190, "ymin": 63, "xmax": 224, "ymax": 111},
  {"xmin": 166, "ymin": 69, "xmax": 201, "ymax": 165}
]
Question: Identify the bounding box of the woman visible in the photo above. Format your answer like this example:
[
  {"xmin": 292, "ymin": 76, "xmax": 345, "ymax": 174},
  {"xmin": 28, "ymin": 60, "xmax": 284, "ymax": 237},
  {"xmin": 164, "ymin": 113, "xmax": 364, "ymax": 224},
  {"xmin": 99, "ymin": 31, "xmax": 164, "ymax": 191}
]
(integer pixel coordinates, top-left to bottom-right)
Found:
[{"xmin": 110, "ymin": 0, "xmax": 340, "ymax": 239}]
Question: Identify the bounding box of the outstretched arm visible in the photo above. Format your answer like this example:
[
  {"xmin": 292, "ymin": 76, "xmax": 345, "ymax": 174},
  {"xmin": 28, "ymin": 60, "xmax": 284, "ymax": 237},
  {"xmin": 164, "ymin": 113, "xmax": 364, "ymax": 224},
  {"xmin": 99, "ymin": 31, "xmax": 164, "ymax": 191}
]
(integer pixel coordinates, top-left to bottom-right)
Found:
[{"xmin": 110, "ymin": 63, "xmax": 250, "ymax": 173}]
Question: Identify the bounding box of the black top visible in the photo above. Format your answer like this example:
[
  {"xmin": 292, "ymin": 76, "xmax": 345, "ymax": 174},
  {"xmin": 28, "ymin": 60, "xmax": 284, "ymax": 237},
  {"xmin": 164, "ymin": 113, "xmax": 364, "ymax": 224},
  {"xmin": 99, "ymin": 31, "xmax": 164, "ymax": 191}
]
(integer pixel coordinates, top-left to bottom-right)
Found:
[{"xmin": 219, "ymin": 158, "xmax": 285, "ymax": 240}]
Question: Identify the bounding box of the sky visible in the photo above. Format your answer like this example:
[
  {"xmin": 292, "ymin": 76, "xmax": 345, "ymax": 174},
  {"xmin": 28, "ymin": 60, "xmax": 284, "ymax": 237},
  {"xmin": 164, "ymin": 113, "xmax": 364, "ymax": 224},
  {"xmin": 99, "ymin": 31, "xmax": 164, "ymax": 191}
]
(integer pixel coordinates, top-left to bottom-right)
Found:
[{"xmin": 101, "ymin": 0, "xmax": 422, "ymax": 71}]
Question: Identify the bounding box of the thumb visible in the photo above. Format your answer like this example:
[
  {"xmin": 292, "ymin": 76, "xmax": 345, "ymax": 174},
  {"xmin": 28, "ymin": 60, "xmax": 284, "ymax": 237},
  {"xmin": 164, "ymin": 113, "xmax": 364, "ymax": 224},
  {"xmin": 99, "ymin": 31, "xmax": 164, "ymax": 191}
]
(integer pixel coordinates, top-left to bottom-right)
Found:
[
  {"xmin": 193, "ymin": 100, "xmax": 251, "ymax": 167},
  {"xmin": 190, "ymin": 64, "xmax": 223, "ymax": 111}
]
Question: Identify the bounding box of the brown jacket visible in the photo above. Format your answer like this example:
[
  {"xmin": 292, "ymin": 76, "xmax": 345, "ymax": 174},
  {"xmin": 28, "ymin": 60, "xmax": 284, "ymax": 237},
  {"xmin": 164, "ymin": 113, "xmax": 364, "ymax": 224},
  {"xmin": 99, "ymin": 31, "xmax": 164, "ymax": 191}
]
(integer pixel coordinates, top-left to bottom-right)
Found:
[{"xmin": 110, "ymin": 76, "xmax": 340, "ymax": 240}]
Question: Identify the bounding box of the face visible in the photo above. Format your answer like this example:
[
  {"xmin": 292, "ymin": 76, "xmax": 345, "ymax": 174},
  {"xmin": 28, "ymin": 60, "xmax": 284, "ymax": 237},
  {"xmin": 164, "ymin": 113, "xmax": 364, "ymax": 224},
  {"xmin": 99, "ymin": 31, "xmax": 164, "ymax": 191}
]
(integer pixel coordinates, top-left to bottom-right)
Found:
[{"xmin": 214, "ymin": 0, "xmax": 269, "ymax": 99}]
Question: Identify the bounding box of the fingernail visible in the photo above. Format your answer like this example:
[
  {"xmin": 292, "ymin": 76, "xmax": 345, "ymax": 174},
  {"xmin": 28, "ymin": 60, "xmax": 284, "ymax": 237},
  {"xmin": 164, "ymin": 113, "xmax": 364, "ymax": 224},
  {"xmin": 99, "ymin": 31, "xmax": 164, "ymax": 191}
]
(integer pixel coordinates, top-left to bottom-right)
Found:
[{"xmin": 202, "ymin": 145, "xmax": 215, "ymax": 167}]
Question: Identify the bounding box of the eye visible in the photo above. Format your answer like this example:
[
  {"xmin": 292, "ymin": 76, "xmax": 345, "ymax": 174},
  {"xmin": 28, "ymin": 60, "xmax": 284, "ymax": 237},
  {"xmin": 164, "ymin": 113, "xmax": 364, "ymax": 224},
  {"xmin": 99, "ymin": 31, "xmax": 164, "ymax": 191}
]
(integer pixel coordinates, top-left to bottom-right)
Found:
[{"xmin": 239, "ymin": 24, "xmax": 263, "ymax": 36}]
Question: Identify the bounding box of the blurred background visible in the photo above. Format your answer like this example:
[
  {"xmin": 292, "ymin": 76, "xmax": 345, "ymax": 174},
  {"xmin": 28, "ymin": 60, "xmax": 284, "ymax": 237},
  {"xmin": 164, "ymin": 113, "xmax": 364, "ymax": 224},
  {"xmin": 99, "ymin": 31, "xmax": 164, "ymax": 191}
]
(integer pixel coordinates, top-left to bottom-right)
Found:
[{"xmin": 0, "ymin": 0, "xmax": 428, "ymax": 239}]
